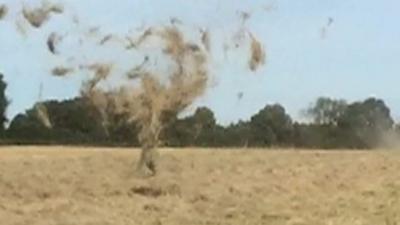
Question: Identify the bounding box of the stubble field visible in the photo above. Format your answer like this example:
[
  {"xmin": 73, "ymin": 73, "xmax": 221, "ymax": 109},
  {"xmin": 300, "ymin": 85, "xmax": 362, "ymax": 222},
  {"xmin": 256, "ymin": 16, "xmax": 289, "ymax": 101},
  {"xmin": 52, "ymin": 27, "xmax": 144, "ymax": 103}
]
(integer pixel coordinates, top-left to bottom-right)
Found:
[{"xmin": 0, "ymin": 146, "xmax": 400, "ymax": 225}]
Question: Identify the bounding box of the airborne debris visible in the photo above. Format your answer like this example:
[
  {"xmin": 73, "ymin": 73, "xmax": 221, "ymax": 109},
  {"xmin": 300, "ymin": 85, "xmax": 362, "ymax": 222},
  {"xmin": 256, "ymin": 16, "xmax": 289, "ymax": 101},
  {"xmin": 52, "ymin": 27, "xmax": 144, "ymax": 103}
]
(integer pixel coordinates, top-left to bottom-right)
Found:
[
  {"xmin": 15, "ymin": 19, "xmax": 28, "ymax": 36},
  {"xmin": 170, "ymin": 17, "xmax": 182, "ymax": 25},
  {"xmin": 327, "ymin": 17, "xmax": 334, "ymax": 26},
  {"xmin": 232, "ymin": 10, "xmax": 255, "ymax": 50},
  {"xmin": 35, "ymin": 83, "xmax": 52, "ymax": 129},
  {"xmin": 51, "ymin": 66, "xmax": 73, "ymax": 76},
  {"xmin": 1, "ymin": 1, "xmax": 266, "ymax": 177},
  {"xmin": 42, "ymin": 11, "xmax": 265, "ymax": 175},
  {"xmin": 72, "ymin": 15, "xmax": 79, "ymax": 25},
  {"xmin": 88, "ymin": 63, "xmax": 112, "ymax": 79},
  {"xmin": 47, "ymin": 32, "xmax": 62, "ymax": 54},
  {"xmin": 232, "ymin": 27, "xmax": 248, "ymax": 49},
  {"xmin": 34, "ymin": 103, "xmax": 52, "ymax": 128},
  {"xmin": 223, "ymin": 42, "xmax": 229, "ymax": 59},
  {"xmin": 237, "ymin": 92, "xmax": 244, "ymax": 100},
  {"xmin": 238, "ymin": 10, "xmax": 251, "ymax": 24},
  {"xmin": 83, "ymin": 63, "xmax": 113, "ymax": 90},
  {"xmin": 126, "ymin": 28, "xmax": 153, "ymax": 49},
  {"xmin": 263, "ymin": 2, "xmax": 278, "ymax": 12},
  {"xmin": 320, "ymin": 27, "xmax": 327, "ymax": 39},
  {"xmin": 126, "ymin": 68, "xmax": 142, "ymax": 80},
  {"xmin": 99, "ymin": 34, "xmax": 113, "ymax": 45},
  {"xmin": 0, "ymin": 4, "xmax": 8, "ymax": 20},
  {"xmin": 126, "ymin": 56, "xmax": 149, "ymax": 80},
  {"xmin": 186, "ymin": 43, "xmax": 200, "ymax": 52},
  {"xmin": 200, "ymin": 29, "xmax": 210, "ymax": 52},
  {"xmin": 90, "ymin": 63, "xmax": 112, "ymax": 75},
  {"xmin": 249, "ymin": 33, "xmax": 266, "ymax": 71},
  {"xmin": 320, "ymin": 17, "xmax": 334, "ymax": 40},
  {"xmin": 88, "ymin": 26, "xmax": 100, "ymax": 35},
  {"xmin": 79, "ymin": 63, "xmax": 114, "ymax": 137},
  {"xmin": 22, "ymin": 1, "xmax": 64, "ymax": 28},
  {"xmin": 79, "ymin": 26, "xmax": 210, "ymax": 175}
]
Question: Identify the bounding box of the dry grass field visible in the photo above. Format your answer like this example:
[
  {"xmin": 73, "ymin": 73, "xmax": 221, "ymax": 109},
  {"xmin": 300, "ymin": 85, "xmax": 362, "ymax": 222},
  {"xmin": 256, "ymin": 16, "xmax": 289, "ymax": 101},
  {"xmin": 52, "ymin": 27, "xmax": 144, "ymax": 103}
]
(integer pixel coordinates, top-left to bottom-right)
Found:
[{"xmin": 1, "ymin": 146, "xmax": 400, "ymax": 225}]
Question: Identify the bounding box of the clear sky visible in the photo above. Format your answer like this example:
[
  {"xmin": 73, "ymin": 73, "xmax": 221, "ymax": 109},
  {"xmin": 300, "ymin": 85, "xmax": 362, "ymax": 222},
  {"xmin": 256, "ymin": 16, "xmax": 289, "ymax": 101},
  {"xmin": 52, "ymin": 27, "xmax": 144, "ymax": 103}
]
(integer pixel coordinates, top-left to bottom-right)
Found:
[{"xmin": 1, "ymin": 0, "xmax": 400, "ymax": 125}]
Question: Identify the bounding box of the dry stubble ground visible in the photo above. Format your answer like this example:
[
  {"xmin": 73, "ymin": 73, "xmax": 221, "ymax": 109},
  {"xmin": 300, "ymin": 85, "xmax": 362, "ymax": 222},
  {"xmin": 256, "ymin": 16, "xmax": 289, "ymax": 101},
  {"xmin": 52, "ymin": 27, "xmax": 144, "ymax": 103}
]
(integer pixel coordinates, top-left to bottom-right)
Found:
[{"xmin": 0, "ymin": 146, "xmax": 400, "ymax": 225}]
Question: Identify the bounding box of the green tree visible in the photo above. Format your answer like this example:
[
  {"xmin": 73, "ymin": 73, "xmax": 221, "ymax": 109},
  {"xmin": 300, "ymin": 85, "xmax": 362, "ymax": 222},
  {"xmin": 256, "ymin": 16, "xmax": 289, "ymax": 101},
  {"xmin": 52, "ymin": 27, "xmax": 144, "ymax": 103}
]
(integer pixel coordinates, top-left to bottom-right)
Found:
[
  {"xmin": 7, "ymin": 98, "xmax": 106, "ymax": 144},
  {"xmin": 306, "ymin": 97, "xmax": 347, "ymax": 125},
  {"xmin": 164, "ymin": 107, "xmax": 218, "ymax": 147},
  {"xmin": 224, "ymin": 120, "xmax": 252, "ymax": 147},
  {"xmin": 7, "ymin": 112, "xmax": 52, "ymax": 143},
  {"xmin": 44, "ymin": 98, "xmax": 106, "ymax": 141},
  {"xmin": 107, "ymin": 115, "xmax": 140, "ymax": 146},
  {"xmin": 249, "ymin": 104, "xmax": 293, "ymax": 146},
  {"xmin": 395, "ymin": 124, "xmax": 400, "ymax": 135},
  {"xmin": 190, "ymin": 107, "xmax": 218, "ymax": 146},
  {"xmin": 338, "ymin": 98, "xmax": 394, "ymax": 148},
  {"xmin": 0, "ymin": 73, "xmax": 9, "ymax": 134}
]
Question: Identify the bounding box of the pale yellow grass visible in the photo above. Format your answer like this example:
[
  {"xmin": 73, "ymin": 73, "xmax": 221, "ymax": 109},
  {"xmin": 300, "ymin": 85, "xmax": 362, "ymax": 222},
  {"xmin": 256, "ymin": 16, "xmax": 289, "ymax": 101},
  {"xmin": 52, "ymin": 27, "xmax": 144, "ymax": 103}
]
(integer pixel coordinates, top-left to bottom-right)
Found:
[{"xmin": 1, "ymin": 146, "xmax": 400, "ymax": 225}]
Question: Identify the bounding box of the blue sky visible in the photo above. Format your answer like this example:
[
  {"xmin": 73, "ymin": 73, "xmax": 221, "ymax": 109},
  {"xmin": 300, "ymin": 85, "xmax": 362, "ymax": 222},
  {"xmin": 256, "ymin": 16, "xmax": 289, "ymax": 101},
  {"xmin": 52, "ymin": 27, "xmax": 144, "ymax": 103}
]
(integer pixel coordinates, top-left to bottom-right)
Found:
[{"xmin": 1, "ymin": 0, "xmax": 400, "ymax": 125}]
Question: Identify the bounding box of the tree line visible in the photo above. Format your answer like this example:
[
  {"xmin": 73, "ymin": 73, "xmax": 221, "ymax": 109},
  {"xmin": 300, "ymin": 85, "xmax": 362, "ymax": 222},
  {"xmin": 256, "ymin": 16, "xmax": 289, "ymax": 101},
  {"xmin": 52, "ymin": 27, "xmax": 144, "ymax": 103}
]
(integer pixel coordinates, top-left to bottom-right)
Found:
[{"xmin": 0, "ymin": 74, "xmax": 399, "ymax": 149}]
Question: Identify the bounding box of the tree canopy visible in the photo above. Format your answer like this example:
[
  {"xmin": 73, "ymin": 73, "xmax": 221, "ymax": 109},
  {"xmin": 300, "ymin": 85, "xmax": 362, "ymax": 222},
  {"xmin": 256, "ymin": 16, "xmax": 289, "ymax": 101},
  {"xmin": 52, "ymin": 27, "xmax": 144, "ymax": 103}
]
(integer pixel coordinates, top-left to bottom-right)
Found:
[
  {"xmin": 0, "ymin": 78, "xmax": 399, "ymax": 150},
  {"xmin": 0, "ymin": 73, "xmax": 8, "ymax": 135}
]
